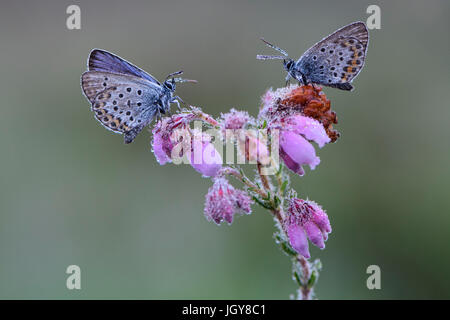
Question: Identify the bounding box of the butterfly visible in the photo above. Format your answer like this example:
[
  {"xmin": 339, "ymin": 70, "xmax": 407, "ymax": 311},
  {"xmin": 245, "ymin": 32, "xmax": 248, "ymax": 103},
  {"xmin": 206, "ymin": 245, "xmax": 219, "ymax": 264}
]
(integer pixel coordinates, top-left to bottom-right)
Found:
[
  {"xmin": 81, "ymin": 49, "xmax": 196, "ymax": 143},
  {"xmin": 257, "ymin": 21, "xmax": 369, "ymax": 91}
]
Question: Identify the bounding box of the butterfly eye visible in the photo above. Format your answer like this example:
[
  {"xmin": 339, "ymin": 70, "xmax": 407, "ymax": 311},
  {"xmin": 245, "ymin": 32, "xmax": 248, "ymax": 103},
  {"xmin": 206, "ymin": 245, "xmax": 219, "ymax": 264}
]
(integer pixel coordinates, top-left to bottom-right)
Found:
[
  {"xmin": 284, "ymin": 60, "xmax": 293, "ymax": 70},
  {"xmin": 164, "ymin": 81, "xmax": 174, "ymax": 90}
]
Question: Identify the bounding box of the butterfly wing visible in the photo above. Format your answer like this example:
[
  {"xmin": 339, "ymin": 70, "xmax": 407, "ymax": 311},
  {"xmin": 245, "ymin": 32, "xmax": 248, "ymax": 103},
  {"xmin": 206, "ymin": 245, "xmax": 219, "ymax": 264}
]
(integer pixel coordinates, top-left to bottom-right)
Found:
[
  {"xmin": 81, "ymin": 71, "xmax": 164, "ymax": 143},
  {"xmin": 296, "ymin": 21, "xmax": 369, "ymax": 90},
  {"xmin": 88, "ymin": 49, "xmax": 161, "ymax": 85}
]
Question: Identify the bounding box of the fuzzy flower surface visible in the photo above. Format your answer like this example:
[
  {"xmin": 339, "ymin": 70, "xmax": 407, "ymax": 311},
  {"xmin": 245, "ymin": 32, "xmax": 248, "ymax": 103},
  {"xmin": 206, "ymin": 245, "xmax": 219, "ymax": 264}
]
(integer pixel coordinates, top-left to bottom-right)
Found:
[
  {"xmin": 260, "ymin": 84, "xmax": 338, "ymax": 176},
  {"xmin": 152, "ymin": 113, "xmax": 222, "ymax": 177},
  {"xmin": 204, "ymin": 177, "xmax": 252, "ymax": 225},
  {"xmin": 284, "ymin": 198, "xmax": 332, "ymax": 259},
  {"xmin": 151, "ymin": 113, "xmax": 196, "ymax": 165},
  {"xmin": 190, "ymin": 130, "xmax": 222, "ymax": 177},
  {"xmin": 220, "ymin": 108, "xmax": 252, "ymax": 132}
]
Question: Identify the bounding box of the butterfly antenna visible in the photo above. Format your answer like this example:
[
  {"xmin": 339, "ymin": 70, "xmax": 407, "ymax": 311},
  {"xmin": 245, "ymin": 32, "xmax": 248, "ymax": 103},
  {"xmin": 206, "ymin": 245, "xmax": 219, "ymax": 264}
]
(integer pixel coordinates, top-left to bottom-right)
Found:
[
  {"xmin": 165, "ymin": 70, "xmax": 184, "ymax": 80},
  {"xmin": 173, "ymin": 77, "xmax": 197, "ymax": 84},
  {"xmin": 260, "ymin": 38, "xmax": 289, "ymax": 57},
  {"xmin": 256, "ymin": 55, "xmax": 287, "ymax": 60}
]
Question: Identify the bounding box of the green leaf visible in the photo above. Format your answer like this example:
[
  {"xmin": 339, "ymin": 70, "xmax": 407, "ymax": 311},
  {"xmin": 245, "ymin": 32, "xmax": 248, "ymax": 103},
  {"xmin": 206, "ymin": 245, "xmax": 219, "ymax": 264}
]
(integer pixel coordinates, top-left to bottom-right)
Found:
[
  {"xmin": 252, "ymin": 196, "xmax": 272, "ymax": 210},
  {"xmin": 274, "ymin": 233, "xmax": 282, "ymax": 243},
  {"xmin": 293, "ymin": 271, "xmax": 302, "ymax": 286},
  {"xmin": 311, "ymin": 259, "xmax": 322, "ymax": 272},
  {"xmin": 279, "ymin": 241, "xmax": 298, "ymax": 257},
  {"xmin": 280, "ymin": 180, "xmax": 288, "ymax": 194},
  {"xmin": 273, "ymin": 195, "xmax": 281, "ymax": 208},
  {"xmin": 307, "ymin": 270, "xmax": 318, "ymax": 289},
  {"xmin": 277, "ymin": 163, "xmax": 283, "ymax": 175}
]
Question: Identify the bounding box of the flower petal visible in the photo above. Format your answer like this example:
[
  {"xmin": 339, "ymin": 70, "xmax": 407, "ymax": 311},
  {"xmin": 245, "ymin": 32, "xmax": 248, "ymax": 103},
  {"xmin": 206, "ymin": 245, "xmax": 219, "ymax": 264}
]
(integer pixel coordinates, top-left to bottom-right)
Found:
[
  {"xmin": 311, "ymin": 205, "xmax": 332, "ymax": 234},
  {"xmin": 280, "ymin": 130, "xmax": 320, "ymax": 171},
  {"xmin": 280, "ymin": 148, "xmax": 305, "ymax": 176},
  {"xmin": 288, "ymin": 224, "xmax": 310, "ymax": 258},
  {"xmin": 190, "ymin": 141, "xmax": 222, "ymax": 178},
  {"xmin": 288, "ymin": 115, "xmax": 331, "ymax": 148},
  {"xmin": 235, "ymin": 190, "xmax": 252, "ymax": 215},
  {"xmin": 151, "ymin": 131, "xmax": 171, "ymax": 165},
  {"xmin": 304, "ymin": 221, "xmax": 325, "ymax": 249}
]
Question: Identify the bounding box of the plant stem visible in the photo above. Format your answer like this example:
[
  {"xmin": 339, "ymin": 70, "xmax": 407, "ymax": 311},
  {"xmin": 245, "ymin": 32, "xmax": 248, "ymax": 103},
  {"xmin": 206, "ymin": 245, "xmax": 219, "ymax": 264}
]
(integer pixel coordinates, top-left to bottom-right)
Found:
[
  {"xmin": 257, "ymin": 160, "xmax": 316, "ymax": 300},
  {"xmin": 297, "ymin": 255, "xmax": 312, "ymax": 300},
  {"xmin": 257, "ymin": 163, "xmax": 271, "ymax": 191},
  {"xmin": 190, "ymin": 107, "xmax": 219, "ymax": 127},
  {"xmin": 221, "ymin": 139, "xmax": 319, "ymax": 300},
  {"xmin": 219, "ymin": 167, "xmax": 267, "ymax": 198}
]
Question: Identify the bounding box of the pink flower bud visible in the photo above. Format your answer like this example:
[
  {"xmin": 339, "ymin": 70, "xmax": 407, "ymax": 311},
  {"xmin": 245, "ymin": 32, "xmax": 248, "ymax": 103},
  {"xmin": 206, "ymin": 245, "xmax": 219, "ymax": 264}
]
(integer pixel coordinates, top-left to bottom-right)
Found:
[
  {"xmin": 220, "ymin": 109, "xmax": 252, "ymax": 131},
  {"xmin": 204, "ymin": 178, "xmax": 252, "ymax": 225}
]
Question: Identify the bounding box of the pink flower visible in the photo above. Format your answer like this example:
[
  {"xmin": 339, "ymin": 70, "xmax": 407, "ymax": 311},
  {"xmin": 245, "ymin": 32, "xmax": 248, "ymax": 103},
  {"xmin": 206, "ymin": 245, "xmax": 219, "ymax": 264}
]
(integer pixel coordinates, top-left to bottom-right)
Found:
[
  {"xmin": 190, "ymin": 132, "xmax": 222, "ymax": 178},
  {"xmin": 236, "ymin": 130, "xmax": 271, "ymax": 165},
  {"xmin": 151, "ymin": 113, "xmax": 195, "ymax": 165},
  {"xmin": 278, "ymin": 115, "xmax": 329, "ymax": 176},
  {"xmin": 285, "ymin": 198, "xmax": 331, "ymax": 258},
  {"xmin": 220, "ymin": 109, "xmax": 252, "ymax": 131},
  {"xmin": 286, "ymin": 115, "xmax": 331, "ymax": 148},
  {"xmin": 259, "ymin": 84, "xmax": 339, "ymax": 143},
  {"xmin": 152, "ymin": 126, "xmax": 174, "ymax": 165},
  {"xmin": 280, "ymin": 130, "xmax": 320, "ymax": 176},
  {"xmin": 204, "ymin": 177, "xmax": 252, "ymax": 225},
  {"xmin": 259, "ymin": 85, "xmax": 337, "ymax": 176}
]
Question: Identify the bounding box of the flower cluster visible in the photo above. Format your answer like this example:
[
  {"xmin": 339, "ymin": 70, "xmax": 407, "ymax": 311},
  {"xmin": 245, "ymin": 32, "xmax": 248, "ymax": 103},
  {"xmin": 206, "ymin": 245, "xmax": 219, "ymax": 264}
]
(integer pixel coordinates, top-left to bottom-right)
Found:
[
  {"xmin": 260, "ymin": 84, "xmax": 338, "ymax": 176},
  {"xmin": 149, "ymin": 83, "xmax": 342, "ymax": 298},
  {"xmin": 285, "ymin": 198, "xmax": 332, "ymax": 259},
  {"xmin": 151, "ymin": 112, "xmax": 222, "ymax": 177},
  {"xmin": 260, "ymin": 84, "xmax": 339, "ymax": 142},
  {"xmin": 152, "ymin": 85, "xmax": 339, "ymax": 258},
  {"xmin": 204, "ymin": 177, "xmax": 252, "ymax": 225}
]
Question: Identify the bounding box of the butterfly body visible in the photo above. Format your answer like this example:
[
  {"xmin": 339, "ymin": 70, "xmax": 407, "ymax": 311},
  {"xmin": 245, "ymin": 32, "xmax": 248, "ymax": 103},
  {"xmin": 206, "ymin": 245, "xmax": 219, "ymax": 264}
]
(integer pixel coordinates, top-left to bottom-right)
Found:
[
  {"xmin": 257, "ymin": 22, "xmax": 369, "ymax": 91},
  {"xmin": 81, "ymin": 49, "xmax": 195, "ymax": 143}
]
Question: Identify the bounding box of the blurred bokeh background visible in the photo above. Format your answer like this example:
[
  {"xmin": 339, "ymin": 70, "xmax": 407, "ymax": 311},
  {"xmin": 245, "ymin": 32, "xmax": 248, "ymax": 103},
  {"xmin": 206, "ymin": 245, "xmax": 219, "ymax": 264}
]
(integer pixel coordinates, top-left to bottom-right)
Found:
[{"xmin": 0, "ymin": 0, "xmax": 449, "ymax": 299}]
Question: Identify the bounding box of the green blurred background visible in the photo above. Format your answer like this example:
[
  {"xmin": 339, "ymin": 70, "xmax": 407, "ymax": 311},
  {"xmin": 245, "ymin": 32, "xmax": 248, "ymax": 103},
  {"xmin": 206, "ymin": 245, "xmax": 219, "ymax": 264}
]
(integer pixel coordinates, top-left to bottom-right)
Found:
[{"xmin": 0, "ymin": 0, "xmax": 449, "ymax": 299}]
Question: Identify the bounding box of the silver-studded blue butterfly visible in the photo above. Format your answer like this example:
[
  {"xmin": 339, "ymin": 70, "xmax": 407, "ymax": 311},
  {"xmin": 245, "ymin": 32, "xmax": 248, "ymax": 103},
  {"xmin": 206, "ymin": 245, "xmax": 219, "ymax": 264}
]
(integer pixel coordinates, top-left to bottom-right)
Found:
[
  {"xmin": 81, "ymin": 49, "xmax": 196, "ymax": 143},
  {"xmin": 257, "ymin": 21, "xmax": 369, "ymax": 91}
]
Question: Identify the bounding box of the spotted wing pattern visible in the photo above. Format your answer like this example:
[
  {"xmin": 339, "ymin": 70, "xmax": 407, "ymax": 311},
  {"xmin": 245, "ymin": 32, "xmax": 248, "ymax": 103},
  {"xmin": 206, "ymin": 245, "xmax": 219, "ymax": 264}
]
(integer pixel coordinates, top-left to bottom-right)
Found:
[
  {"xmin": 81, "ymin": 71, "xmax": 163, "ymax": 143},
  {"xmin": 296, "ymin": 21, "xmax": 369, "ymax": 90}
]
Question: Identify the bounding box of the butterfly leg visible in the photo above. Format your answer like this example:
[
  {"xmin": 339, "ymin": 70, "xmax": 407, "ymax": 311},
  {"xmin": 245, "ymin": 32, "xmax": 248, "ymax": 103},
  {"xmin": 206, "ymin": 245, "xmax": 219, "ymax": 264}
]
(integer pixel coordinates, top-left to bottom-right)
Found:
[
  {"xmin": 173, "ymin": 99, "xmax": 182, "ymax": 111},
  {"xmin": 172, "ymin": 96, "xmax": 187, "ymax": 110},
  {"xmin": 155, "ymin": 108, "xmax": 163, "ymax": 121},
  {"xmin": 285, "ymin": 74, "xmax": 291, "ymax": 87}
]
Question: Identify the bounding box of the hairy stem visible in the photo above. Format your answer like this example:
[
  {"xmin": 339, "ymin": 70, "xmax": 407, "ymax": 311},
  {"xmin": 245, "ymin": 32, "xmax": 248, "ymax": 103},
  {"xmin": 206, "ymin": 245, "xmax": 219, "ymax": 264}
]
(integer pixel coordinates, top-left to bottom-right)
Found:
[
  {"xmin": 258, "ymin": 160, "xmax": 316, "ymax": 300},
  {"xmin": 219, "ymin": 167, "xmax": 268, "ymax": 198},
  {"xmin": 257, "ymin": 163, "xmax": 271, "ymax": 191},
  {"xmin": 190, "ymin": 106, "xmax": 219, "ymax": 127},
  {"xmin": 297, "ymin": 255, "xmax": 312, "ymax": 300}
]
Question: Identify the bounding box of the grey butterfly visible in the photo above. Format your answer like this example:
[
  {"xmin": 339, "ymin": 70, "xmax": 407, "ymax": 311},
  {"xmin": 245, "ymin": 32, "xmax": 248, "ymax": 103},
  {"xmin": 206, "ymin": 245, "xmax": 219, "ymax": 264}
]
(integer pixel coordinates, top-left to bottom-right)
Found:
[
  {"xmin": 257, "ymin": 21, "xmax": 369, "ymax": 91},
  {"xmin": 81, "ymin": 49, "xmax": 196, "ymax": 143}
]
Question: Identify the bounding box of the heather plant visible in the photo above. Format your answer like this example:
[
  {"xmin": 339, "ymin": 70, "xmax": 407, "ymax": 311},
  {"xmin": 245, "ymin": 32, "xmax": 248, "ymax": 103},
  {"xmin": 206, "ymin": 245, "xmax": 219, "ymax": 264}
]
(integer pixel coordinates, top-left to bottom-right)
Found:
[{"xmin": 151, "ymin": 83, "xmax": 338, "ymax": 299}]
